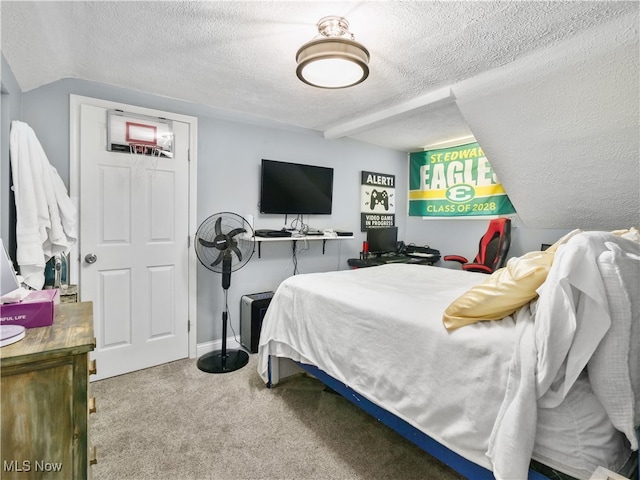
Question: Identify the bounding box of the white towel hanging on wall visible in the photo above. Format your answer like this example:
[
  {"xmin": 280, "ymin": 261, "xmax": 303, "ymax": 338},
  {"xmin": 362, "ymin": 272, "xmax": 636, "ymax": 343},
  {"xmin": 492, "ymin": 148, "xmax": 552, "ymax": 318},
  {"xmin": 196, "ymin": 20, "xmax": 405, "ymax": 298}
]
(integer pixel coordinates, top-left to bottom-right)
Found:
[{"xmin": 9, "ymin": 120, "xmax": 77, "ymax": 290}]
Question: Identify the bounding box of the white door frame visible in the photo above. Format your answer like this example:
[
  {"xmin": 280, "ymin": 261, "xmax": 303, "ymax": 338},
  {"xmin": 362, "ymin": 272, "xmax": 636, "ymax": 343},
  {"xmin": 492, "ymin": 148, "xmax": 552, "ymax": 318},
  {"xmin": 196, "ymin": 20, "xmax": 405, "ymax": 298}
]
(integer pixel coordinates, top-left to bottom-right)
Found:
[{"xmin": 69, "ymin": 94, "xmax": 198, "ymax": 359}]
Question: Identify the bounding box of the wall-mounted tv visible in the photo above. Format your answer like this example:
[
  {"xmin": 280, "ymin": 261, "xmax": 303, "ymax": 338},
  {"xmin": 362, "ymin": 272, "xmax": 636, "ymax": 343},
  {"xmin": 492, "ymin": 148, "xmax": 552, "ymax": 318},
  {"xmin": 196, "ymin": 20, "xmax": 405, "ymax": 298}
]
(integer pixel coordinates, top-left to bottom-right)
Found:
[{"xmin": 260, "ymin": 159, "xmax": 333, "ymax": 215}]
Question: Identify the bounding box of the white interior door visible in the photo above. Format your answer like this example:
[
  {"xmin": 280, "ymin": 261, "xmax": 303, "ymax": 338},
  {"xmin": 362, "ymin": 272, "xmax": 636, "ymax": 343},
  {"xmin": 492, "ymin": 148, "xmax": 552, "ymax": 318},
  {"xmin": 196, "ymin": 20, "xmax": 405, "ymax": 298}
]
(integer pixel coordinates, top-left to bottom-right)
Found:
[{"xmin": 78, "ymin": 102, "xmax": 192, "ymax": 380}]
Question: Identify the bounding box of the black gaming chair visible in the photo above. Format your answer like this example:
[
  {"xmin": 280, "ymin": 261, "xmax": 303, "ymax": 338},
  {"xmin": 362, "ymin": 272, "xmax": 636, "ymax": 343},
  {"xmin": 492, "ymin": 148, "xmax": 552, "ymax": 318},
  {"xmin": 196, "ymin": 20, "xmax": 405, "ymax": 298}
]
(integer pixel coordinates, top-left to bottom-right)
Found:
[{"xmin": 443, "ymin": 218, "xmax": 511, "ymax": 274}]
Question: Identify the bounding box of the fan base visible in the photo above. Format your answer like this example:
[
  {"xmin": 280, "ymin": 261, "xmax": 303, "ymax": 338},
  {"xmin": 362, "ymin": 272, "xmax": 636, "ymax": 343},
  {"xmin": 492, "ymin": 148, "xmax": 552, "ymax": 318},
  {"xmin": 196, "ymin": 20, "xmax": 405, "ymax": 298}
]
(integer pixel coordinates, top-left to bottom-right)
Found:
[{"xmin": 197, "ymin": 350, "xmax": 249, "ymax": 373}]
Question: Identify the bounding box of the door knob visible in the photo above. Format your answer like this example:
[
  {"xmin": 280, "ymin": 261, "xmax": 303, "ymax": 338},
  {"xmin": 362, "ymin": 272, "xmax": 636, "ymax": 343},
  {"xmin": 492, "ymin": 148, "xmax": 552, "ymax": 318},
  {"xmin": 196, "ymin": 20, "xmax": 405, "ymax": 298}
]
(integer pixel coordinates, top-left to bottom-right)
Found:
[{"xmin": 85, "ymin": 253, "xmax": 97, "ymax": 264}]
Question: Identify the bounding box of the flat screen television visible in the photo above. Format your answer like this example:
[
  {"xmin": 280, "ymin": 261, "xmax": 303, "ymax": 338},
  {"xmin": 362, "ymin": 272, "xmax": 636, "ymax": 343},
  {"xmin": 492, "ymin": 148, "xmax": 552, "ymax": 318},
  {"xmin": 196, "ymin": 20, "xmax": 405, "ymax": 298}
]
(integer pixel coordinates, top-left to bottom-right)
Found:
[
  {"xmin": 260, "ymin": 159, "xmax": 333, "ymax": 215},
  {"xmin": 367, "ymin": 227, "xmax": 398, "ymax": 257}
]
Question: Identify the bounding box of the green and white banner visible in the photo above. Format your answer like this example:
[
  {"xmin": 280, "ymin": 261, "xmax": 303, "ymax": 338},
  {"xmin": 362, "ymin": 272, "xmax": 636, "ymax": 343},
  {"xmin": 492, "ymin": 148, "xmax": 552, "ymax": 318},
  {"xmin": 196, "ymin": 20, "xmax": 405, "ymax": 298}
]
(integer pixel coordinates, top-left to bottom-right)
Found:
[{"xmin": 409, "ymin": 142, "xmax": 516, "ymax": 217}]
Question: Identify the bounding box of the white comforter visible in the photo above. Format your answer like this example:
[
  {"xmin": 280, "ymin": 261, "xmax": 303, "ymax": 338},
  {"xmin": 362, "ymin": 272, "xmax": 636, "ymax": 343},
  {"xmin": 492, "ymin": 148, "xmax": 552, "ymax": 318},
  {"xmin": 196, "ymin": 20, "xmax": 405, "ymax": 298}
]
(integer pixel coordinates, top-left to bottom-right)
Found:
[
  {"xmin": 258, "ymin": 232, "xmax": 639, "ymax": 480},
  {"xmin": 258, "ymin": 264, "xmax": 517, "ymax": 471}
]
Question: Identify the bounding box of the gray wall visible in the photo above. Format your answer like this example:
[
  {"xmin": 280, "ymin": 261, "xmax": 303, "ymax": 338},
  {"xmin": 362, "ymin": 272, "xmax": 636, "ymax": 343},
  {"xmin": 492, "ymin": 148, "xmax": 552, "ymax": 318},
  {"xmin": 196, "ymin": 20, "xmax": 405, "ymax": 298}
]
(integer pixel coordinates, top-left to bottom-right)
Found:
[
  {"xmin": 193, "ymin": 115, "xmax": 409, "ymax": 343},
  {"xmin": 2, "ymin": 73, "xmax": 574, "ymax": 344},
  {"xmin": 405, "ymin": 216, "xmax": 571, "ymax": 263},
  {"xmin": 15, "ymin": 78, "xmax": 410, "ymax": 343}
]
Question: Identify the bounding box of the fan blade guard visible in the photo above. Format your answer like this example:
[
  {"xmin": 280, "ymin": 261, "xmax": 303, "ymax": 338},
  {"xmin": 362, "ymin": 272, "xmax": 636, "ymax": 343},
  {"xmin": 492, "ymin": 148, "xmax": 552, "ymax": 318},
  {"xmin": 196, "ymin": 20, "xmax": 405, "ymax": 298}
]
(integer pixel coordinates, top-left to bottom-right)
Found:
[{"xmin": 194, "ymin": 212, "xmax": 255, "ymax": 274}]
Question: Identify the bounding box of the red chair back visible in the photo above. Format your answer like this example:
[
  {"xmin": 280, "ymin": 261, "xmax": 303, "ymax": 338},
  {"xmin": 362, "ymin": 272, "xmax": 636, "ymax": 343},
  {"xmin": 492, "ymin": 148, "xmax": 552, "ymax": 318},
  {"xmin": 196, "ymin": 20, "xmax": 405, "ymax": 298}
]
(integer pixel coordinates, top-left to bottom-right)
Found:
[{"xmin": 473, "ymin": 218, "xmax": 511, "ymax": 271}]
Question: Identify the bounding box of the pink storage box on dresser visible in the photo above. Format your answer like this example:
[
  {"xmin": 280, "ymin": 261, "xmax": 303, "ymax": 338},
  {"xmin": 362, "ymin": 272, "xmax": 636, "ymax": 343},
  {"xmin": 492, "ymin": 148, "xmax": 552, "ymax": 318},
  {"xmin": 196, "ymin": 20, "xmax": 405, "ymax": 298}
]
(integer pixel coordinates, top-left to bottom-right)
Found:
[{"xmin": 0, "ymin": 289, "xmax": 60, "ymax": 328}]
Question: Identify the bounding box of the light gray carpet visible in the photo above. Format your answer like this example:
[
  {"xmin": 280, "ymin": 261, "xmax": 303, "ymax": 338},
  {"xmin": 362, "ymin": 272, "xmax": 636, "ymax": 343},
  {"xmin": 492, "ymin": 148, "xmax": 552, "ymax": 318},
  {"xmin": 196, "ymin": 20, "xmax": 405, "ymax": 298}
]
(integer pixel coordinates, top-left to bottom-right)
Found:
[{"xmin": 90, "ymin": 355, "xmax": 465, "ymax": 480}]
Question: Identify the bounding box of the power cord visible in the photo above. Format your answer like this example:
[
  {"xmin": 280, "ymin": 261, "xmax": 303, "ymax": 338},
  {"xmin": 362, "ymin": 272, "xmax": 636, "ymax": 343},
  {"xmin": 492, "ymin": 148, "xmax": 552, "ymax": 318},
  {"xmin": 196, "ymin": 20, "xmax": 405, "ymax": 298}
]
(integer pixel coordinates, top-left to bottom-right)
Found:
[
  {"xmin": 289, "ymin": 214, "xmax": 309, "ymax": 234},
  {"xmin": 223, "ymin": 289, "xmax": 242, "ymax": 347},
  {"xmin": 291, "ymin": 228, "xmax": 309, "ymax": 275}
]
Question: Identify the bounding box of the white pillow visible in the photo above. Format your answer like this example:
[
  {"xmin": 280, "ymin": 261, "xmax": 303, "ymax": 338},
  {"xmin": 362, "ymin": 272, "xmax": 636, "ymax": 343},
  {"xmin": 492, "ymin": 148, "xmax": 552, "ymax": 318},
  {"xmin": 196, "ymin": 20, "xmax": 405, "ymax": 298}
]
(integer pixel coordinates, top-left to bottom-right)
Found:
[{"xmin": 589, "ymin": 239, "xmax": 640, "ymax": 449}]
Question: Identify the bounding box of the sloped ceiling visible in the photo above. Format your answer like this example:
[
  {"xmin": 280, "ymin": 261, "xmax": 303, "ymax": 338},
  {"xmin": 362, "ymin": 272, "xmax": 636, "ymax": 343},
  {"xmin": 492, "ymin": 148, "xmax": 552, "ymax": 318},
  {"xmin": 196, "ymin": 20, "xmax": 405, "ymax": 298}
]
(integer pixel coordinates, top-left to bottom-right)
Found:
[
  {"xmin": 453, "ymin": 12, "xmax": 640, "ymax": 229},
  {"xmin": 1, "ymin": 1, "xmax": 638, "ymax": 229}
]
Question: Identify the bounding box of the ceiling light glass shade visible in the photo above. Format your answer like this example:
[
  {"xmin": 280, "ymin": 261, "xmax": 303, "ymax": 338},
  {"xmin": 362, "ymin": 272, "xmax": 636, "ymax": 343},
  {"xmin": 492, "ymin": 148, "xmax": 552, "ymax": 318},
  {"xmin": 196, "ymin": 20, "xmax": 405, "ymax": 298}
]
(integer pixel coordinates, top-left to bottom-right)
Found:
[{"xmin": 296, "ymin": 35, "xmax": 370, "ymax": 89}]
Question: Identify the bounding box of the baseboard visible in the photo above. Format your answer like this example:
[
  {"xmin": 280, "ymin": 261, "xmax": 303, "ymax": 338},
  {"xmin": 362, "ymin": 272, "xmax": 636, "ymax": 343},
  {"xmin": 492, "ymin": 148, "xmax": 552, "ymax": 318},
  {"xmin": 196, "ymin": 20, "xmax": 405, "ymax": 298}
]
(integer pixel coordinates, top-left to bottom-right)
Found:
[{"xmin": 196, "ymin": 337, "xmax": 247, "ymax": 359}]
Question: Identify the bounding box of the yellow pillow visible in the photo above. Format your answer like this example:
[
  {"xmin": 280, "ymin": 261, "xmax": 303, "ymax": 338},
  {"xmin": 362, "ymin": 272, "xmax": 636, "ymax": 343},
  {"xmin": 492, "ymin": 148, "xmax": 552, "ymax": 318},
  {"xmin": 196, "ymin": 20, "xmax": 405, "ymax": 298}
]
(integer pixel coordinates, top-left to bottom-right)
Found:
[
  {"xmin": 443, "ymin": 250, "xmax": 554, "ymax": 331},
  {"xmin": 441, "ymin": 228, "xmax": 631, "ymax": 331}
]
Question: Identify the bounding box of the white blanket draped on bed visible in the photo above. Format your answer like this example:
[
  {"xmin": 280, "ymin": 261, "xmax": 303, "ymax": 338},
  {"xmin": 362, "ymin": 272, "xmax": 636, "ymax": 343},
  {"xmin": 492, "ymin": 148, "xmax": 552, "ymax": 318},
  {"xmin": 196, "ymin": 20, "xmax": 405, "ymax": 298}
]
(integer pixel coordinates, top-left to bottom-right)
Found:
[
  {"xmin": 535, "ymin": 232, "xmax": 614, "ymax": 407},
  {"xmin": 9, "ymin": 120, "xmax": 77, "ymax": 289},
  {"xmin": 488, "ymin": 232, "xmax": 639, "ymax": 479},
  {"xmin": 486, "ymin": 303, "xmax": 537, "ymax": 479}
]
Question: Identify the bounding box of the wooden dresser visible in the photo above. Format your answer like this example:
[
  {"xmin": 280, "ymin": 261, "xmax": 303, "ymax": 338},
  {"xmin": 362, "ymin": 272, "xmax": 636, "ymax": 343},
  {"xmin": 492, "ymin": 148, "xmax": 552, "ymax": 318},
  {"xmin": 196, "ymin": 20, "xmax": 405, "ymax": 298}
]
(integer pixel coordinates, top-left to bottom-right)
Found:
[{"xmin": 1, "ymin": 301, "xmax": 96, "ymax": 479}]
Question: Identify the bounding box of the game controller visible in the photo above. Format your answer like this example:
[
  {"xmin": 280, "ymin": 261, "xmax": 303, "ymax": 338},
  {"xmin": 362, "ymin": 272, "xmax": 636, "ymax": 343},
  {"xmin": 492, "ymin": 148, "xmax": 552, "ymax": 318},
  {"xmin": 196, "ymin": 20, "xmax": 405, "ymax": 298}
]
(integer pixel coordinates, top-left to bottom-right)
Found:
[{"xmin": 370, "ymin": 189, "xmax": 389, "ymax": 210}]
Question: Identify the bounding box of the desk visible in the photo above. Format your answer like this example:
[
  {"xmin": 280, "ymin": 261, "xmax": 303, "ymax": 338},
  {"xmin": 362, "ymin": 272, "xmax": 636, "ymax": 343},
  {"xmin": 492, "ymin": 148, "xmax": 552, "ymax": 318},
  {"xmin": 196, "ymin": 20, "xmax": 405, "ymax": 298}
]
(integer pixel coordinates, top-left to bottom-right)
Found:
[{"xmin": 347, "ymin": 254, "xmax": 438, "ymax": 268}]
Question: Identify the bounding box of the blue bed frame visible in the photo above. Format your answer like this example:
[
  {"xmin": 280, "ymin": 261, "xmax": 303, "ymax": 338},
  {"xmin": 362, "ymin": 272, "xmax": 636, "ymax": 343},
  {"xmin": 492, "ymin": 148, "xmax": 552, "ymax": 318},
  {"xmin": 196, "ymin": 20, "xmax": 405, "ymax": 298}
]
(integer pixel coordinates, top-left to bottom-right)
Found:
[{"xmin": 267, "ymin": 357, "xmax": 550, "ymax": 480}]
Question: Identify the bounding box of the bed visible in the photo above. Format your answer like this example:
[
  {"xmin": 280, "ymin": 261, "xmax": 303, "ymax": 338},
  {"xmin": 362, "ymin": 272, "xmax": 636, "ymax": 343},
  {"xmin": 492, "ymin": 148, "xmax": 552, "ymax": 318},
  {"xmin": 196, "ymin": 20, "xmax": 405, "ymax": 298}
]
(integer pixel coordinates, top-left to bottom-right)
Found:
[{"xmin": 257, "ymin": 230, "xmax": 640, "ymax": 480}]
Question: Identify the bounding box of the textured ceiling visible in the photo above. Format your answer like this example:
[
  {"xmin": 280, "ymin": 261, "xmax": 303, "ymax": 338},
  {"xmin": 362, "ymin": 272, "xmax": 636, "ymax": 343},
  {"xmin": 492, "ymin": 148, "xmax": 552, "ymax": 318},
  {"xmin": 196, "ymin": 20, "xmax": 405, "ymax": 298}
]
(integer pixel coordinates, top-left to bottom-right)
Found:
[
  {"xmin": 1, "ymin": 1, "xmax": 635, "ymax": 150},
  {"xmin": 1, "ymin": 1, "xmax": 639, "ymax": 228}
]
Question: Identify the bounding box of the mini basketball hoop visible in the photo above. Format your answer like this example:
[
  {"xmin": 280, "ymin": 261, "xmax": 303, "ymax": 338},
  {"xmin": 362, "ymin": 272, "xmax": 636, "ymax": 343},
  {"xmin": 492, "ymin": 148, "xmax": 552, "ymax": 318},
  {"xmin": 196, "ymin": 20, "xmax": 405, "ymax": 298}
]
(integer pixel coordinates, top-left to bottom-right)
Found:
[
  {"xmin": 129, "ymin": 143, "xmax": 163, "ymax": 157},
  {"xmin": 107, "ymin": 109, "xmax": 175, "ymax": 159}
]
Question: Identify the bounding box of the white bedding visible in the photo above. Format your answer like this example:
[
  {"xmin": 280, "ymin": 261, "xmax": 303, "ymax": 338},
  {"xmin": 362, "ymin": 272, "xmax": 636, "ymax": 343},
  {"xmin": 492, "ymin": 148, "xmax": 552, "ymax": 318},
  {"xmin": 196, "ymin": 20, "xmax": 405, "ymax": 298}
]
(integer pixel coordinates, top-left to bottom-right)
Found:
[
  {"xmin": 258, "ymin": 232, "xmax": 638, "ymax": 479},
  {"xmin": 258, "ymin": 264, "xmax": 518, "ymax": 471}
]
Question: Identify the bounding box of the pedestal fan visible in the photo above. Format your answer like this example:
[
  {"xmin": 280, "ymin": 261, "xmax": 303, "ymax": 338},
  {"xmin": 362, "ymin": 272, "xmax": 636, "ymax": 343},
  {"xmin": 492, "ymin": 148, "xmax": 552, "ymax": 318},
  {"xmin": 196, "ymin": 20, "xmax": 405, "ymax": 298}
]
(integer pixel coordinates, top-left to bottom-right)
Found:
[{"xmin": 194, "ymin": 212, "xmax": 255, "ymax": 373}]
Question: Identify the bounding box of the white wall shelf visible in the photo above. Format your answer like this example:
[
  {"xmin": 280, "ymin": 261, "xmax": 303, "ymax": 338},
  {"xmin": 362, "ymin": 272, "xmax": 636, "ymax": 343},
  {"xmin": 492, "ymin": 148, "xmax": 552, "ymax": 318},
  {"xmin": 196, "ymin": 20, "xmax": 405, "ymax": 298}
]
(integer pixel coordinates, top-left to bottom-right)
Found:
[{"xmin": 253, "ymin": 234, "xmax": 354, "ymax": 258}]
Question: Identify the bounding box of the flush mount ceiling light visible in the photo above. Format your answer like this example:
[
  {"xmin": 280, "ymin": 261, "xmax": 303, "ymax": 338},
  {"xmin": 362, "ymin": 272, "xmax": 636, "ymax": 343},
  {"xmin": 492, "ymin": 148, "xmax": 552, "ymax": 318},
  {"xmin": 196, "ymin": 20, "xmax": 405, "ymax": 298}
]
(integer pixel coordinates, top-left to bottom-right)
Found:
[{"xmin": 296, "ymin": 16, "xmax": 370, "ymax": 89}]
